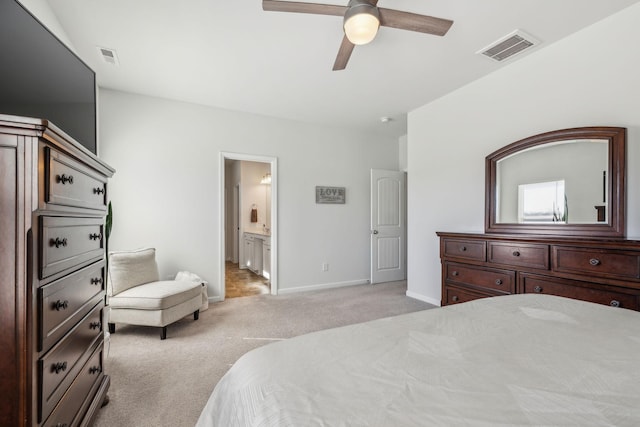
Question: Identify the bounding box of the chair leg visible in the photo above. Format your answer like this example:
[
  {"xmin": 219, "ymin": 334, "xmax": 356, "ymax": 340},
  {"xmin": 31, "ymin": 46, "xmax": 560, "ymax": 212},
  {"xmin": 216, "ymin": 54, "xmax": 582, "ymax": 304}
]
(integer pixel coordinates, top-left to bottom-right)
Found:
[
  {"xmin": 108, "ymin": 323, "xmax": 115, "ymax": 333},
  {"xmin": 194, "ymin": 310, "xmax": 199, "ymax": 321},
  {"xmin": 160, "ymin": 326, "xmax": 167, "ymax": 340}
]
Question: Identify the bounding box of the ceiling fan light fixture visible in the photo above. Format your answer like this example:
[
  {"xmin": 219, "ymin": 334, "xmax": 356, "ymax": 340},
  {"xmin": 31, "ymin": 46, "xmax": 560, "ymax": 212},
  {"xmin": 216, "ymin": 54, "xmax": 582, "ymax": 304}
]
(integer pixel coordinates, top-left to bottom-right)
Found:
[{"xmin": 343, "ymin": 1, "xmax": 380, "ymax": 45}]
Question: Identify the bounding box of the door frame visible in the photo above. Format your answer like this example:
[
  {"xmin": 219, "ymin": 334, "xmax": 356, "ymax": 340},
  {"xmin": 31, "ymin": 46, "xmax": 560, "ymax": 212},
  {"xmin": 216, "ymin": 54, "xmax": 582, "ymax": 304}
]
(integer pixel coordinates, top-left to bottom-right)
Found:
[{"xmin": 219, "ymin": 152, "xmax": 278, "ymax": 300}]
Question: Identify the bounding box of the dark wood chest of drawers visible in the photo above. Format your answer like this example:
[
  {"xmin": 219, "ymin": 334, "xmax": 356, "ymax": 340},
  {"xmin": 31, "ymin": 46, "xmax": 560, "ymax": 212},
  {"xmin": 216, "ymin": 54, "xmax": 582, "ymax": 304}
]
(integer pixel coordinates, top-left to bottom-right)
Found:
[
  {"xmin": 438, "ymin": 232, "xmax": 640, "ymax": 311},
  {"xmin": 0, "ymin": 115, "xmax": 114, "ymax": 426}
]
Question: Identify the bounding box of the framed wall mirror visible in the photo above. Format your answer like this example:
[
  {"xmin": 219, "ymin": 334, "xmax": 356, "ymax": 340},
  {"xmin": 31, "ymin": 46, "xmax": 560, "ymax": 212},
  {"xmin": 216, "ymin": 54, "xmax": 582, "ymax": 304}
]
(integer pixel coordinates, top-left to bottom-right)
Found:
[{"xmin": 485, "ymin": 127, "xmax": 626, "ymax": 237}]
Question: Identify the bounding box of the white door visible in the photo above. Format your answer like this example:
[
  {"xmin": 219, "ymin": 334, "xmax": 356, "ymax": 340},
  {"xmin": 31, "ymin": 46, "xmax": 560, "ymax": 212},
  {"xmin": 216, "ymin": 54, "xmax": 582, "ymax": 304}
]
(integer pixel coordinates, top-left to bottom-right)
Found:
[{"xmin": 371, "ymin": 169, "xmax": 406, "ymax": 284}]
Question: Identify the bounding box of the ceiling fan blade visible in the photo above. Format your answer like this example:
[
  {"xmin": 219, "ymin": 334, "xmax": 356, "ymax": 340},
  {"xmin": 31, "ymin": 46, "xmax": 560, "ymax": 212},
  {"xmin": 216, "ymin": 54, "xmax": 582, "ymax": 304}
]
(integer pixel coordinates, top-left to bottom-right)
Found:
[
  {"xmin": 333, "ymin": 36, "xmax": 355, "ymax": 71},
  {"xmin": 262, "ymin": 0, "xmax": 347, "ymax": 16},
  {"xmin": 378, "ymin": 8, "xmax": 453, "ymax": 36}
]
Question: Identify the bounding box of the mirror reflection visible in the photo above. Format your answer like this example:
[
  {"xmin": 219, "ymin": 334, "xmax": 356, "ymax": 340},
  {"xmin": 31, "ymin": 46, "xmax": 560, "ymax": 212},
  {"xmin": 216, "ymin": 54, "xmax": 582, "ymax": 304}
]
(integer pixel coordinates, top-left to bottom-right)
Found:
[
  {"xmin": 496, "ymin": 140, "xmax": 608, "ymax": 224},
  {"xmin": 518, "ymin": 179, "xmax": 566, "ymax": 223}
]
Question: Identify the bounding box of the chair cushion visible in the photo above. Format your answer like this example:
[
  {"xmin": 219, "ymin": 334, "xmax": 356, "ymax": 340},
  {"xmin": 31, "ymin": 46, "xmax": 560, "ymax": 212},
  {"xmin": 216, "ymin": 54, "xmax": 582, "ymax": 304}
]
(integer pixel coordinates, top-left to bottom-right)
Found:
[
  {"xmin": 108, "ymin": 248, "xmax": 160, "ymax": 296},
  {"xmin": 108, "ymin": 280, "xmax": 202, "ymax": 310}
]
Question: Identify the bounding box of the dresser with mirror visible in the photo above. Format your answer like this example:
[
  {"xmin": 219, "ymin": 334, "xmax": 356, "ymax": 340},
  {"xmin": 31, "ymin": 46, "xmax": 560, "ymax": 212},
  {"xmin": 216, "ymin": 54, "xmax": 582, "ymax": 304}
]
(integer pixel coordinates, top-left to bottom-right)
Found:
[{"xmin": 438, "ymin": 127, "xmax": 640, "ymax": 311}]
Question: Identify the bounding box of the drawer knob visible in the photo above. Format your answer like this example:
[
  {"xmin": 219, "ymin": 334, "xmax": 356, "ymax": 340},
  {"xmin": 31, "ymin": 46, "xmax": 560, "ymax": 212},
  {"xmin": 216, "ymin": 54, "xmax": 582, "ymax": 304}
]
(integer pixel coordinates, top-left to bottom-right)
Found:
[
  {"xmin": 610, "ymin": 300, "xmax": 621, "ymax": 308},
  {"xmin": 93, "ymin": 187, "xmax": 105, "ymax": 194},
  {"xmin": 495, "ymin": 279, "xmax": 503, "ymax": 285},
  {"xmin": 52, "ymin": 361, "xmax": 67, "ymax": 374},
  {"xmin": 89, "ymin": 232, "xmax": 103, "ymax": 241},
  {"xmin": 50, "ymin": 237, "xmax": 68, "ymax": 248},
  {"xmin": 90, "ymin": 321, "xmax": 102, "ymax": 330},
  {"xmin": 533, "ymin": 285, "xmax": 543, "ymax": 293},
  {"xmin": 512, "ymin": 251, "xmax": 521, "ymax": 257},
  {"xmin": 589, "ymin": 258, "xmax": 601, "ymax": 266},
  {"xmin": 460, "ymin": 246, "xmax": 467, "ymax": 252},
  {"xmin": 56, "ymin": 174, "xmax": 74, "ymax": 185},
  {"xmin": 91, "ymin": 277, "xmax": 103, "ymax": 285},
  {"xmin": 89, "ymin": 366, "xmax": 101, "ymax": 375},
  {"xmin": 452, "ymin": 271, "xmax": 459, "ymax": 276},
  {"xmin": 452, "ymin": 295, "xmax": 459, "ymax": 302},
  {"xmin": 54, "ymin": 300, "xmax": 69, "ymax": 311}
]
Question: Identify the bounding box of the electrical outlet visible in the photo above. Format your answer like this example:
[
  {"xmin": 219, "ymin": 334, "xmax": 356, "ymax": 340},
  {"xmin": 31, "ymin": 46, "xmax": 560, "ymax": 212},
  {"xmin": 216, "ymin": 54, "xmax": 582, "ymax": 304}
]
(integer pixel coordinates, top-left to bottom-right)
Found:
[{"xmin": 322, "ymin": 263, "xmax": 329, "ymax": 272}]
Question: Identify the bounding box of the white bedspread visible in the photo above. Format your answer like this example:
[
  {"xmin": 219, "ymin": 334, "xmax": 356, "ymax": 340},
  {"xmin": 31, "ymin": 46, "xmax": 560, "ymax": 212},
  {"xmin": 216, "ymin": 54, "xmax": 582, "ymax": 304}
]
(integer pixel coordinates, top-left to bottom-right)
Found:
[{"xmin": 196, "ymin": 294, "xmax": 640, "ymax": 426}]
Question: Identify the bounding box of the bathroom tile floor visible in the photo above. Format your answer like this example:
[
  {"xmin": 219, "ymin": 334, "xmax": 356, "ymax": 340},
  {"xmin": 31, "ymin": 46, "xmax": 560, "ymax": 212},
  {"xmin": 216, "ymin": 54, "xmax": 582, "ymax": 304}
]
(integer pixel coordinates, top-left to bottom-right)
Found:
[{"xmin": 225, "ymin": 261, "xmax": 270, "ymax": 298}]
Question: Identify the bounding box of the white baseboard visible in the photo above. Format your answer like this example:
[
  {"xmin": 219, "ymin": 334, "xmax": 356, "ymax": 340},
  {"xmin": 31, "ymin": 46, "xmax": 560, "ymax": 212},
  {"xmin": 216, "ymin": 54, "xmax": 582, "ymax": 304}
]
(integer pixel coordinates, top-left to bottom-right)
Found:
[
  {"xmin": 277, "ymin": 279, "xmax": 370, "ymax": 295},
  {"xmin": 406, "ymin": 290, "xmax": 441, "ymax": 306}
]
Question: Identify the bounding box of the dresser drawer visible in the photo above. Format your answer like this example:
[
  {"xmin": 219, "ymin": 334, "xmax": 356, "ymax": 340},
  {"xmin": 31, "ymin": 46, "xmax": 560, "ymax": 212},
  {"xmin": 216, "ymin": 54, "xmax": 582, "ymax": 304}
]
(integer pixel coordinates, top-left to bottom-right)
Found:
[
  {"xmin": 442, "ymin": 238, "xmax": 486, "ymax": 262},
  {"xmin": 520, "ymin": 274, "xmax": 640, "ymax": 310},
  {"xmin": 42, "ymin": 343, "xmax": 104, "ymax": 427},
  {"xmin": 44, "ymin": 146, "xmax": 107, "ymax": 211},
  {"xmin": 553, "ymin": 246, "xmax": 640, "ymax": 280},
  {"xmin": 445, "ymin": 262, "xmax": 515, "ymax": 293},
  {"xmin": 40, "ymin": 216, "xmax": 104, "ymax": 279},
  {"xmin": 39, "ymin": 303, "xmax": 103, "ymax": 422},
  {"xmin": 444, "ymin": 284, "xmax": 499, "ymax": 305},
  {"xmin": 488, "ymin": 242, "xmax": 549, "ymax": 269},
  {"xmin": 39, "ymin": 262, "xmax": 105, "ymax": 353}
]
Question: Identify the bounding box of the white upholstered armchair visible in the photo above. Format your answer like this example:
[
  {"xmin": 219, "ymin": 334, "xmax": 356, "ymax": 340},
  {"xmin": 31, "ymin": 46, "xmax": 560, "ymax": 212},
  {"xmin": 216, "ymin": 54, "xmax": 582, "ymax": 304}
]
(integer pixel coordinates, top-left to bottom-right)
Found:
[{"xmin": 106, "ymin": 248, "xmax": 202, "ymax": 340}]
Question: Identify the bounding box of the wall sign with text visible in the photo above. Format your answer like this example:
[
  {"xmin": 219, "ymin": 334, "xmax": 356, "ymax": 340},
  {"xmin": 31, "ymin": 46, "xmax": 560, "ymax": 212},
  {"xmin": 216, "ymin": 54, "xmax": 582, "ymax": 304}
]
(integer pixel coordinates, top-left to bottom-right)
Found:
[{"xmin": 316, "ymin": 186, "xmax": 346, "ymax": 204}]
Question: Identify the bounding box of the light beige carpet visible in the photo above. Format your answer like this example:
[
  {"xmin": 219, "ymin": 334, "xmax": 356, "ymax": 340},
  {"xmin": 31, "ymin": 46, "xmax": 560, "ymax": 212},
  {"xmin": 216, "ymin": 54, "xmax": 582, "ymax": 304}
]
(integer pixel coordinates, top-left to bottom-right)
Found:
[{"xmin": 93, "ymin": 281, "xmax": 434, "ymax": 427}]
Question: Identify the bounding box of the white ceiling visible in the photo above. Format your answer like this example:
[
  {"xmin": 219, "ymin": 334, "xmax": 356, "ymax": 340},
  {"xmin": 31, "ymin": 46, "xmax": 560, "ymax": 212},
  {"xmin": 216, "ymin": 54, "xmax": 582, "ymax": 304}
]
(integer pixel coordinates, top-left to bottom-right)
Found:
[{"xmin": 47, "ymin": 0, "xmax": 639, "ymax": 139}]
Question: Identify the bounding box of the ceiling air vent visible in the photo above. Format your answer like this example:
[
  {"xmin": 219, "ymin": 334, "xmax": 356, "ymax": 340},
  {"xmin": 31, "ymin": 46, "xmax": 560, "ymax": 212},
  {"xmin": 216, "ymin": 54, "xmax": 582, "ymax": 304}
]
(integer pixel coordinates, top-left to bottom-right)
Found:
[
  {"xmin": 97, "ymin": 47, "xmax": 119, "ymax": 66},
  {"xmin": 477, "ymin": 30, "xmax": 539, "ymax": 62}
]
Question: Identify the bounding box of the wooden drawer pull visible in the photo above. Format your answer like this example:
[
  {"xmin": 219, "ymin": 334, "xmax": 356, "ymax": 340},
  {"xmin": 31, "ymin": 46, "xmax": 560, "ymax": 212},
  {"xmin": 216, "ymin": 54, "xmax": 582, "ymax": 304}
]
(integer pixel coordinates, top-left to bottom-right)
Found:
[
  {"xmin": 589, "ymin": 258, "xmax": 601, "ymax": 266},
  {"xmin": 89, "ymin": 233, "xmax": 103, "ymax": 241},
  {"xmin": 50, "ymin": 237, "xmax": 68, "ymax": 248},
  {"xmin": 452, "ymin": 271, "xmax": 459, "ymax": 276},
  {"xmin": 512, "ymin": 251, "xmax": 521, "ymax": 257},
  {"xmin": 89, "ymin": 366, "xmax": 101, "ymax": 375},
  {"xmin": 52, "ymin": 361, "xmax": 67, "ymax": 374},
  {"xmin": 610, "ymin": 300, "xmax": 621, "ymax": 308},
  {"xmin": 93, "ymin": 187, "xmax": 105, "ymax": 194},
  {"xmin": 533, "ymin": 285, "xmax": 543, "ymax": 293},
  {"xmin": 460, "ymin": 246, "xmax": 467, "ymax": 252},
  {"xmin": 56, "ymin": 174, "xmax": 74, "ymax": 184},
  {"xmin": 495, "ymin": 279, "xmax": 503, "ymax": 285},
  {"xmin": 53, "ymin": 300, "xmax": 69, "ymax": 311},
  {"xmin": 91, "ymin": 277, "xmax": 103, "ymax": 285},
  {"xmin": 452, "ymin": 295, "xmax": 459, "ymax": 302}
]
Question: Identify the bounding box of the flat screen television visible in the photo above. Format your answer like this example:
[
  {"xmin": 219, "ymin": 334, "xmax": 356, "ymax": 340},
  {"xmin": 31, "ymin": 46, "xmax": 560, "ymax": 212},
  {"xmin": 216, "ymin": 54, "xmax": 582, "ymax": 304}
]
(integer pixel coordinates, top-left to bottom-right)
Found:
[{"xmin": 0, "ymin": 0, "xmax": 97, "ymax": 154}]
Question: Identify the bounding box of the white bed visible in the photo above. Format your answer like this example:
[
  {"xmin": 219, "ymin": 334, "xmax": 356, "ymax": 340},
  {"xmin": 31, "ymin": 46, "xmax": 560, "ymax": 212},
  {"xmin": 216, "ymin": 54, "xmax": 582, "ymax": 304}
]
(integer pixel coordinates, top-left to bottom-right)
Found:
[{"xmin": 196, "ymin": 294, "xmax": 640, "ymax": 426}]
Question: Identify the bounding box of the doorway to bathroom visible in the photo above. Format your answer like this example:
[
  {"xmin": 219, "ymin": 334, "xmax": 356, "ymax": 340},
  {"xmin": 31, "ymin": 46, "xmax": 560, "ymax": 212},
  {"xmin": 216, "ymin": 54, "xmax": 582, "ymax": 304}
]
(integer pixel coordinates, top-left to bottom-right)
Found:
[{"xmin": 220, "ymin": 153, "xmax": 277, "ymax": 300}]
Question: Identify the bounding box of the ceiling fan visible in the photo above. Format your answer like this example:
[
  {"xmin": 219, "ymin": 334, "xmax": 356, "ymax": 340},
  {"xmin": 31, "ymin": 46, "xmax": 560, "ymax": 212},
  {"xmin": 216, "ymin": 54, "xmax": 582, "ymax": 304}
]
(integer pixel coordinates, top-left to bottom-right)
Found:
[{"xmin": 262, "ymin": 0, "xmax": 454, "ymax": 71}]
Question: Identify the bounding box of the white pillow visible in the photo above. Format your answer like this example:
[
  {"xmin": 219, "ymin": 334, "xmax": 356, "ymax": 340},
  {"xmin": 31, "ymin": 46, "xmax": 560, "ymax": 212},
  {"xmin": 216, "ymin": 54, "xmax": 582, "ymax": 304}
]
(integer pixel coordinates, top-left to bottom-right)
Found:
[{"xmin": 107, "ymin": 248, "xmax": 160, "ymax": 296}]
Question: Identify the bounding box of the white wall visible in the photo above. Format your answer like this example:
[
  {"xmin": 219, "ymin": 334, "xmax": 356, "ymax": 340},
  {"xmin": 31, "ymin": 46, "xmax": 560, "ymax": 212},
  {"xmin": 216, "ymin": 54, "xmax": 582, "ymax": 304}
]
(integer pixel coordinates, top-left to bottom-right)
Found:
[
  {"xmin": 407, "ymin": 3, "xmax": 640, "ymax": 305},
  {"xmin": 399, "ymin": 134, "xmax": 408, "ymax": 172},
  {"xmin": 98, "ymin": 90, "xmax": 399, "ymax": 300},
  {"xmin": 18, "ymin": 0, "xmax": 75, "ymax": 49}
]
